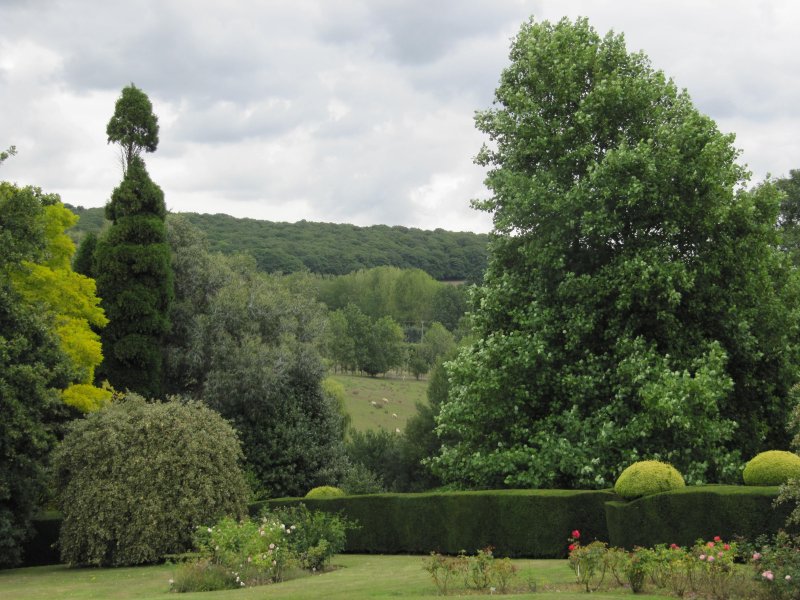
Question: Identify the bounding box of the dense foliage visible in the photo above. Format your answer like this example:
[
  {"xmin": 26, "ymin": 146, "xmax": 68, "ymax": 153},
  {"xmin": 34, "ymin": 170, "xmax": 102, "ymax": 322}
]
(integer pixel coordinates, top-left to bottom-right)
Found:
[
  {"xmin": 0, "ymin": 182, "xmax": 100, "ymax": 565},
  {"xmin": 52, "ymin": 394, "xmax": 249, "ymax": 567},
  {"xmin": 63, "ymin": 206, "xmax": 488, "ymax": 281},
  {"xmin": 435, "ymin": 17, "xmax": 800, "ymax": 489},
  {"xmin": 164, "ymin": 216, "xmax": 347, "ymax": 497}
]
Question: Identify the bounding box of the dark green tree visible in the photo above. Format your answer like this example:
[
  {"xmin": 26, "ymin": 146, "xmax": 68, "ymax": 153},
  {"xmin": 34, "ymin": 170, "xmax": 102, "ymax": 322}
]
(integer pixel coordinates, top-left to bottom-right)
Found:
[
  {"xmin": 163, "ymin": 222, "xmax": 347, "ymax": 498},
  {"xmin": 72, "ymin": 231, "xmax": 97, "ymax": 277},
  {"xmin": 0, "ymin": 182, "xmax": 74, "ymax": 566},
  {"xmin": 95, "ymin": 101, "xmax": 172, "ymax": 397},
  {"xmin": 434, "ymin": 17, "xmax": 800, "ymax": 489},
  {"xmin": 106, "ymin": 84, "xmax": 159, "ymax": 173},
  {"xmin": 361, "ymin": 315, "xmax": 405, "ymax": 377}
]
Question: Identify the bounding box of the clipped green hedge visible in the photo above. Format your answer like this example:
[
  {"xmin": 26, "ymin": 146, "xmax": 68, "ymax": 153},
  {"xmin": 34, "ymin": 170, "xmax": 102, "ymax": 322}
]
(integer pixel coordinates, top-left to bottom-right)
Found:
[
  {"xmin": 17, "ymin": 486, "xmax": 792, "ymax": 566},
  {"xmin": 605, "ymin": 485, "xmax": 790, "ymax": 549},
  {"xmin": 257, "ymin": 489, "xmax": 617, "ymax": 558}
]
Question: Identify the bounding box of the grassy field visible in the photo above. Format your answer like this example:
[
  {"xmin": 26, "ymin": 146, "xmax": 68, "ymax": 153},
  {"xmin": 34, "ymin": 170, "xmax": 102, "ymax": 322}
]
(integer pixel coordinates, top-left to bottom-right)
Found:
[
  {"xmin": 0, "ymin": 555, "xmax": 675, "ymax": 599},
  {"xmin": 329, "ymin": 373, "xmax": 428, "ymax": 434}
]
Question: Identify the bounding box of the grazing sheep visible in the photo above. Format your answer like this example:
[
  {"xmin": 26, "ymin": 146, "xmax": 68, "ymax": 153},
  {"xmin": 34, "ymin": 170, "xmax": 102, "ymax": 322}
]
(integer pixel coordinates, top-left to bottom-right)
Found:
[
  {"xmin": 370, "ymin": 400, "xmax": 378, "ymax": 407},
  {"xmin": 382, "ymin": 398, "xmax": 389, "ymax": 404},
  {"xmin": 395, "ymin": 428, "xmax": 401, "ymax": 434},
  {"xmin": 392, "ymin": 413, "xmax": 398, "ymax": 418}
]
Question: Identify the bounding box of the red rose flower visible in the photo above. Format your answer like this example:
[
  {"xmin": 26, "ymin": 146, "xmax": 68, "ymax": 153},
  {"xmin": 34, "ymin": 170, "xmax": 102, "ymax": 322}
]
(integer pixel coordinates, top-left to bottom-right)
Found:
[
  {"xmin": 571, "ymin": 530, "xmax": 581, "ymax": 539},
  {"xmin": 713, "ymin": 536, "xmax": 722, "ymax": 542},
  {"xmin": 568, "ymin": 544, "xmax": 576, "ymax": 552}
]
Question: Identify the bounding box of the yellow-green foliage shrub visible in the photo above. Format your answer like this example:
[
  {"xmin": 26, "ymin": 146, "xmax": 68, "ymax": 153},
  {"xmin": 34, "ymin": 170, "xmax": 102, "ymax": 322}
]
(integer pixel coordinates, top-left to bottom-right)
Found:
[
  {"xmin": 305, "ymin": 486, "xmax": 345, "ymax": 499},
  {"xmin": 743, "ymin": 451, "xmax": 800, "ymax": 486},
  {"xmin": 614, "ymin": 461, "xmax": 685, "ymax": 499}
]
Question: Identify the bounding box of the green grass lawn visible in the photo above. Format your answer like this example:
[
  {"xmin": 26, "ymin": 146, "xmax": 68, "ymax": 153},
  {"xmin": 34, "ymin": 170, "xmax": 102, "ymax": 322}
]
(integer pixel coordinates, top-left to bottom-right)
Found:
[
  {"xmin": 330, "ymin": 373, "xmax": 428, "ymax": 434},
  {"xmin": 0, "ymin": 555, "xmax": 674, "ymax": 599}
]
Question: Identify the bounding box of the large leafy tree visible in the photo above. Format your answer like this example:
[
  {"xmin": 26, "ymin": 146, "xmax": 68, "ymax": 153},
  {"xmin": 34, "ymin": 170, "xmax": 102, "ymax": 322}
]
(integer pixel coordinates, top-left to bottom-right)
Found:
[
  {"xmin": 11, "ymin": 200, "xmax": 110, "ymax": 411},
  {"xmin": 0, "ymin": 182, "xmax": 75, "ymax": 566},
  {"xmin": 434, "ymin": 18, "xmax": 800, "ymax": 489},
  {"xmin": 95, "ymin": 86, "xmax": 172, "ymax": 398},
  {"xmin": 164, "ymin": 217, "xmax": 347, "ymax": 497}
]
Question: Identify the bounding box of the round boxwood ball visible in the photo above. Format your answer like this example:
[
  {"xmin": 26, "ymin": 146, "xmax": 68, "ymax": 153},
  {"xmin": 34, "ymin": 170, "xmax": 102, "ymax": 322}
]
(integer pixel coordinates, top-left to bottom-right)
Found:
[
  {"xmin": 305, "ymin": 486, "xmax": 346, "ymax": 499},
  {"xmin": 743, "ymin": 451, "xmax": 800, "ymax": 486},
  {"xmin": 614, "ymin": 460, "xmax": 685, "ymax": 499}
]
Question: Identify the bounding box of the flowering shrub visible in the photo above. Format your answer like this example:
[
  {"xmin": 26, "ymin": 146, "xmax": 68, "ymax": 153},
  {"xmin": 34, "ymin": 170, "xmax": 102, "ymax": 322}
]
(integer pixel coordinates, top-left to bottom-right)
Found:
[
  {"xmin": 692, "ymin": 536, "xmax": 748, "ymax": 600},
  {"xmin": 567, "ymin": 529, "xmax": 608, "ymax": 593},
  {"xmin": 271, "ymin": 503, "xmax": 353, "ymax": 570},
  {"xmin": 423, "ymin": 552, "xmax": 460, "ymax": 595},
  {"xmin": 172, "ymin": 507, "xmax": 356, "ymax": 593},
  {"xmin": 193, "ymin": 516, "xmax": 296, "ymax": 586},
  {"xmin": 749, "ymin": 531, "xmax": 800, "ymax": 600},
  {"xmin": 422, "ymin": 548, "xmax": 518, "ymax": 595},
  {"xmin": 624, "ymin": 548, "xmax": 650, "ymax": 593}
]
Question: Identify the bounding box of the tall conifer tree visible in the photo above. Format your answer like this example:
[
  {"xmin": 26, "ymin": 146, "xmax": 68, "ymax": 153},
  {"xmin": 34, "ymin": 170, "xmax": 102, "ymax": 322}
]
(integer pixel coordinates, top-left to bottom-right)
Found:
[{"xmin": 94, "ymin": 85, "xmax": 172, "ymax": 397}]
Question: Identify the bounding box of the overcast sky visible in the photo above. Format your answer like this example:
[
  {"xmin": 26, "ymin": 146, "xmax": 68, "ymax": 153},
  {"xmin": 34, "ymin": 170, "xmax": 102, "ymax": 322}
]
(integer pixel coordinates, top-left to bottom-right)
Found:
[{"xmin": 1, "ymin": 1, "xmax": 798, "ymax": 233}]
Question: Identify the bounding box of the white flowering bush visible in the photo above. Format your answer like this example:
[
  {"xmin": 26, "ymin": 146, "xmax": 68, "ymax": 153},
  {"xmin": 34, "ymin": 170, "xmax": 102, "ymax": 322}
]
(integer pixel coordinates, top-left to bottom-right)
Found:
[
  {"xmin": 192, "ymin": 516, "xmax": 296, "ymax": 586},
  {"xmin": 173, "ymin": 507, "xmax": 355, "ymax": 592}
]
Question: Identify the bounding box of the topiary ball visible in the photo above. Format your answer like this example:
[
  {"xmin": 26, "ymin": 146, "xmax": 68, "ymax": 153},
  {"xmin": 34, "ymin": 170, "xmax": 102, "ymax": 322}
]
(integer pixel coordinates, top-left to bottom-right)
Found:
[
  {"xmin": 743, "ymin": 451, "xmax": 800, "ymax": 486},
  {"xmin": 614, "ymin": 460, "xmax": 686, "ymax": 499},
  {"xmin": 305, "ymin": 486, "xmax": 346, "ymax": 499}
]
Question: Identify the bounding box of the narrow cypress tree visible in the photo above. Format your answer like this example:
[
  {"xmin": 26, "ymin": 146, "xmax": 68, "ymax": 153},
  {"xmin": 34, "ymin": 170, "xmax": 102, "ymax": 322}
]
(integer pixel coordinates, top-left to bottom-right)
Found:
[{"xmin": 94, "ymin": 85, "xmax": 172, "ymax": 397}]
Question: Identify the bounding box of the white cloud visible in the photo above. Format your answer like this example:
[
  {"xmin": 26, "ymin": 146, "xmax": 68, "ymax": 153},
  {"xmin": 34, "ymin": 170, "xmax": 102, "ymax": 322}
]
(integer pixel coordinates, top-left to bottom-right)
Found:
[{"xmin": 1, "ymin": 0, "xmax": 798, "ymax": 232}]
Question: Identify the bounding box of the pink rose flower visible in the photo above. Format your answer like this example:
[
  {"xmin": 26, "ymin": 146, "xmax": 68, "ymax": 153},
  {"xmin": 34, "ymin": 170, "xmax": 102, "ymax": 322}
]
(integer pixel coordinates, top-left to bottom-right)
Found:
[{"xmin": 762, "ymin": 570, "xmax": 775, "ymax": 581}]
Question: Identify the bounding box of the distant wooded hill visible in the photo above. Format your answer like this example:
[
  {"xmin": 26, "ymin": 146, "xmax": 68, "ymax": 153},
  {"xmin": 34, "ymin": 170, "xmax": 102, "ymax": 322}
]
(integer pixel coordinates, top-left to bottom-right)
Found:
[{"xmin": 64, "ymin": 206, "xmax": 488, "ymax": 281}]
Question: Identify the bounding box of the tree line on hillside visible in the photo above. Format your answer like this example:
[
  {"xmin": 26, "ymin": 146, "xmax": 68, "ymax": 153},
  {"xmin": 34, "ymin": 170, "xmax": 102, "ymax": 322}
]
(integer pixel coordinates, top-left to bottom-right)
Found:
[{"xmin": 64, "ymin": 205, "xmax": 489, "ymax": 282}]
